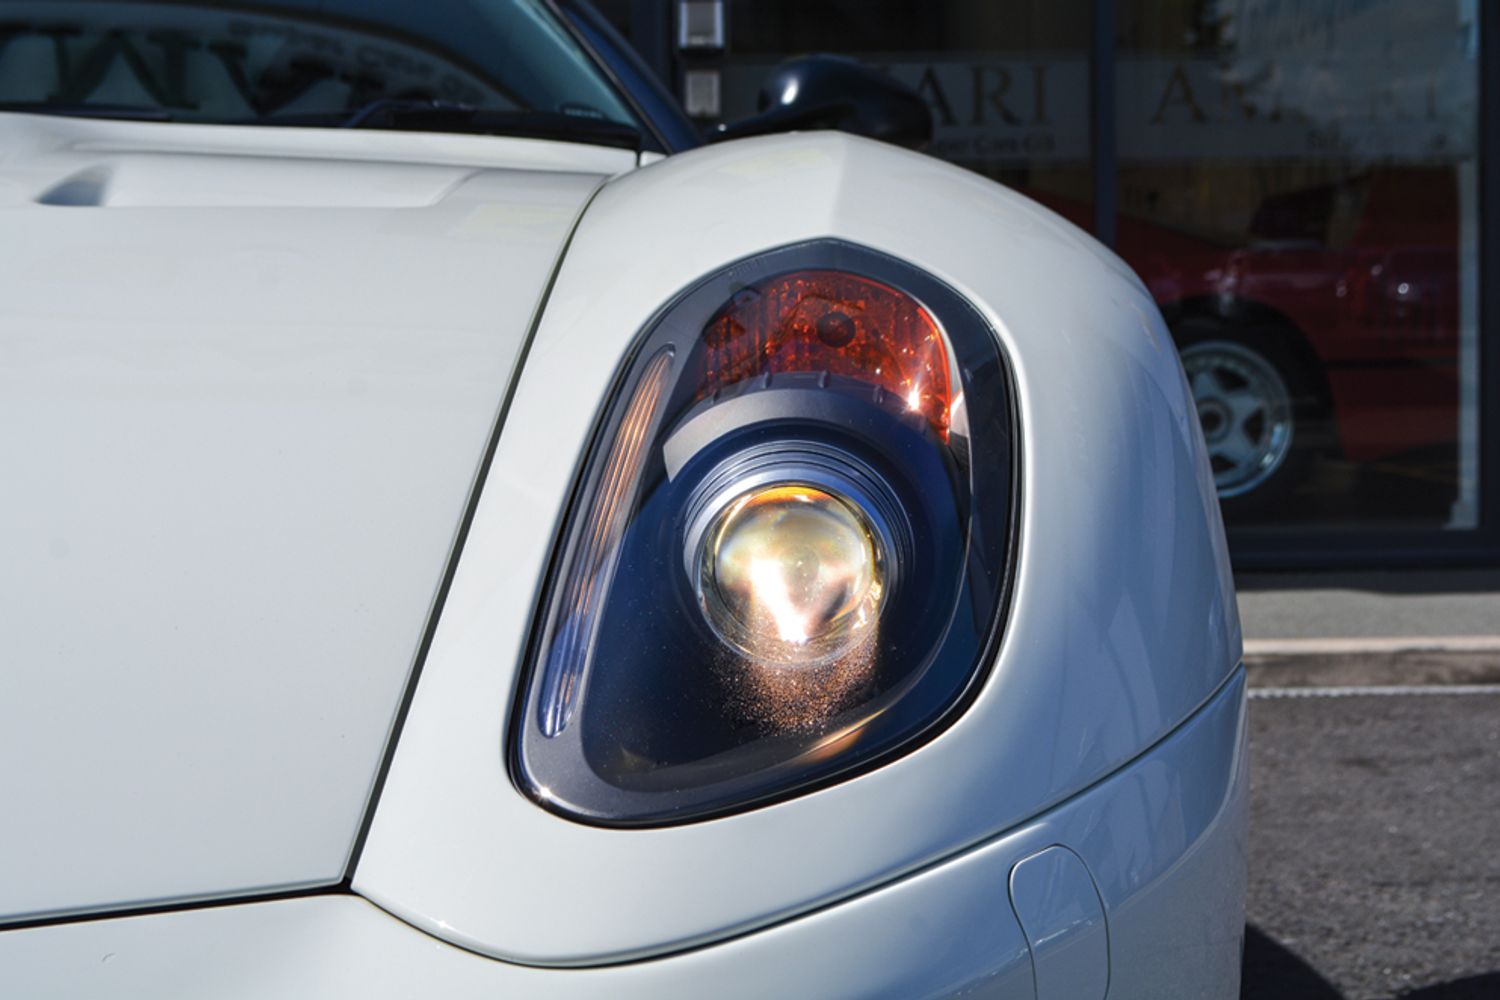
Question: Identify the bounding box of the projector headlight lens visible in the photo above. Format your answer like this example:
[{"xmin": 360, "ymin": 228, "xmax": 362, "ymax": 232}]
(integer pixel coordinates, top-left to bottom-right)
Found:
[{"xmin": 698, "ymin": 482, "xmax": 886, "ymax": 665}]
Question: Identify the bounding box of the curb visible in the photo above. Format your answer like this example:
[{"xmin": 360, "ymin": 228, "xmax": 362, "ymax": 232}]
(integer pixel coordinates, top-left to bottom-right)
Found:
[{"xmin": 1243, "ymin": 636, "xmax": 1500, "ymax": 689}]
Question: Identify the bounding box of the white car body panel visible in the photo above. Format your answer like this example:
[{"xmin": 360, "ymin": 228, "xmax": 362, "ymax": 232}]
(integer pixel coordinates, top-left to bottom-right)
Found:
[
  {"xmin": 0, "ymin": 669, "xmax": 1245, "ymax": 999},
  {"xmin": 0, "ymin": 113, "xmax": 632, "ymax": 922},
  {"xmin": 354, "ymin": 131, "xmax": 1241, "ymax": 964},
  {"xmin": 1, "ymin": 110, "xmax": 1245, "ymax": 996}
]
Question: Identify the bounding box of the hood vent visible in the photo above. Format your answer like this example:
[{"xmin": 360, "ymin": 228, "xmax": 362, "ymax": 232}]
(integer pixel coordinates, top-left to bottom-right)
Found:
[
  {"xmin": 31, "ymin": 154, "xmax": 472, "ymax": 208},
  {"xmin": 37, "ymin": 165, "xmax": 111, "ymax": 206}
]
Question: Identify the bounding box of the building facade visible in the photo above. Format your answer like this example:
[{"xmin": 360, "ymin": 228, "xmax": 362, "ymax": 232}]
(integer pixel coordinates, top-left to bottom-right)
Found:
[{"xmin": 598, "ymin": 0, "xmax": 1495, "ymax": 568}]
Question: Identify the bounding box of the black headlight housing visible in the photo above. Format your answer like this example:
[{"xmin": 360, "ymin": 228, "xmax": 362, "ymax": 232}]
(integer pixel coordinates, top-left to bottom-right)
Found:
[{"xmin": 512, "ymin": 240, "xmax": 1016, "ymax": 825}]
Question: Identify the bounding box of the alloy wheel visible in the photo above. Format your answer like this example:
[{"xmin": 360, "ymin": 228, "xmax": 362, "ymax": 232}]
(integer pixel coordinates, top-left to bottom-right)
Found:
[{"xmin": 1179, "ymin": 339, "xmax": 1295, "ymax": 498}]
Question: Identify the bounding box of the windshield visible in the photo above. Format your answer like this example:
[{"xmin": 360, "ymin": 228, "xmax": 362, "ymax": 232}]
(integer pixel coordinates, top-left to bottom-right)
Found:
[{"xmin": 0, "ymin": 0, "xmax": 648, "ymax": 142}]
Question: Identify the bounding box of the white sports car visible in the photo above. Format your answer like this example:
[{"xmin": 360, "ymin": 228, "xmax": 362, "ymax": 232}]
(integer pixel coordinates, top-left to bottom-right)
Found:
[{"xmin": 0, "ymin": 1, "xmax": 1247, "ymax": 997}]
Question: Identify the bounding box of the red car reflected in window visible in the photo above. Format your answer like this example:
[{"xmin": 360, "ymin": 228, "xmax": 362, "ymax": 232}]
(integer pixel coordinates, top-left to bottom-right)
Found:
[{"xmin": 1040, "ymin": 167, "xmax": 1460, "ymax": 518}]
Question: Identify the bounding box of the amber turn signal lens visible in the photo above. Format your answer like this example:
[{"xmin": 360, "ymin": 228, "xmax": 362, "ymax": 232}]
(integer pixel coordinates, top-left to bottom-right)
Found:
[
  {"xmin": 697, "ymin": 483, "xmax": 886, "ymax": 666},
  {"xmin": 694, "ymin": 271, "xmax": 953, "ymax": 437}
]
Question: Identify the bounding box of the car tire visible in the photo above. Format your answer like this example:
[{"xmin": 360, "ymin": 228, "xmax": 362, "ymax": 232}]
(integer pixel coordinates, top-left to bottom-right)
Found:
[{"xmin": 1173, "ymin": 318, "xmax": 1324, "ymax": 520}]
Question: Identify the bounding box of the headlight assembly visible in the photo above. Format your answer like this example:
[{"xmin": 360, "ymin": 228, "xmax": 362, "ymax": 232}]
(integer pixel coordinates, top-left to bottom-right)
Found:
[{"xmin": 513, "ymin": 240, "xmax": 1016, "ymax": 825}]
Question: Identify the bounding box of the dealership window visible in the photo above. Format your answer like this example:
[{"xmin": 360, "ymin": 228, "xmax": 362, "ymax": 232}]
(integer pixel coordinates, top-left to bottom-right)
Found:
[
  {"xmin": 605, "ymin": 0, "xmax": 1495, "ymax": 563},
  {"xmin": 1115, "ymin": 1, "xmax": 1481, "ymax": 533}
]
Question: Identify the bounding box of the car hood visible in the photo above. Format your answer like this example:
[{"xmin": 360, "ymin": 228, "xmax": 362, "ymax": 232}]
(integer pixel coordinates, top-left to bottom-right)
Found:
[{"xmin": 0, "ymin": 113, "xmax": 635, "ymax": 924}]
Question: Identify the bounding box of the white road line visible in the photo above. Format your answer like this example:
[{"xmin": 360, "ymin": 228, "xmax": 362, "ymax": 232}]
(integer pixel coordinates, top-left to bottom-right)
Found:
[
  {"xmin": 1250, "ymin": 684, "xmax": 1500, "ymax": 699},
  {"xmin": 1244, "ymin": 636, "xmax": 1500, "ymax": 657}
]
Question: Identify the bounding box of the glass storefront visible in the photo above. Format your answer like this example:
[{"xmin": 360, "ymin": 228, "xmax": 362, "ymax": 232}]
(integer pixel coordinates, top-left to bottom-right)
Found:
[
  {"xmin": 1115, "ymin": 2, "xmax": 1480, "ymax": 533},
  {"xmin": 601, "ymin": 0, "xmax": 1493, "ymax": 565}
]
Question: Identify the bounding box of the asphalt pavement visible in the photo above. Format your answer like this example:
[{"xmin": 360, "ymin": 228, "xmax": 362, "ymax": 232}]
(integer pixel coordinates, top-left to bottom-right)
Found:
[
  {"xmin": 1242, "ymin": 687, "xmax": 1500, "ymax": 999},
  {"xmin": 1236, "ymin": 571, "xmax": 1500, "ymax": 999}
]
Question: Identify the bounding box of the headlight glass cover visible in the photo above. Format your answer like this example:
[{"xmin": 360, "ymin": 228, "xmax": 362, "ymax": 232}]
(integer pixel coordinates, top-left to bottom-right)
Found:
[{"xmin": 513, "ymin": 241, "xmax": 1016, "ymax": 825}]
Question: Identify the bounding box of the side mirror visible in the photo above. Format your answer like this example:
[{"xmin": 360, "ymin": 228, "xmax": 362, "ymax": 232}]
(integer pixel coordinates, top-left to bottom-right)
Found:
[{"xmin": 713, "ymin": 55, "xmax": 933, "ymax": 150}]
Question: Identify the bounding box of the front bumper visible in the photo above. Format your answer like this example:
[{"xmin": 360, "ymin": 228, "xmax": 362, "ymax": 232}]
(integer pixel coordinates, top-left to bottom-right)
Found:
[{"xmin": 1, "ymin": 670, "xmax": 1246, "ymax": 1000}]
